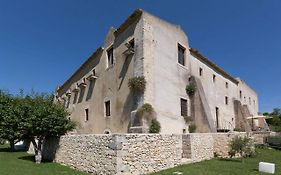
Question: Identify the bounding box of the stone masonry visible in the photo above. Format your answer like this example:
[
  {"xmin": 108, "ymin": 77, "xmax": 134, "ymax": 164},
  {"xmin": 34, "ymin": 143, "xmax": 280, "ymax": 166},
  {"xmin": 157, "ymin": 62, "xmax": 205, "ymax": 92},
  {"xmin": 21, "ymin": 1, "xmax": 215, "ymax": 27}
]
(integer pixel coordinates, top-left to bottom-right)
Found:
[{"xmin": 36, "ymin": 132, "xmax": 269, "ymax": 175}]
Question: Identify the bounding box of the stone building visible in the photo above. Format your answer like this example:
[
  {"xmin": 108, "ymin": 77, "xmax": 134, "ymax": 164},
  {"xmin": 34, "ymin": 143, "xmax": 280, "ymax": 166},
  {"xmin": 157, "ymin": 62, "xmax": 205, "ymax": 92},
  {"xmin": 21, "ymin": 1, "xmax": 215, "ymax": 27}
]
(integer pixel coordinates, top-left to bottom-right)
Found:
[{"xmin": 55, "ymin": 9, "xmax": 264, "ymax": 134}]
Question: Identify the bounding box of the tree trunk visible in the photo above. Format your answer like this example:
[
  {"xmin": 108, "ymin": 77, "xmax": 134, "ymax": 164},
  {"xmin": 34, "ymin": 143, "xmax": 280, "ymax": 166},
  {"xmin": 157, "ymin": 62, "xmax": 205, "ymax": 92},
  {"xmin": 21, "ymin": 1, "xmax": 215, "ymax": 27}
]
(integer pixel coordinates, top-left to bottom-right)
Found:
[
  {"xmin": 9, "ymin": 140, "xmax": 15, "ymax": 151},
  {"xmin": 31, "ymin": 138, "xmax": 43, "ymax": 164}
]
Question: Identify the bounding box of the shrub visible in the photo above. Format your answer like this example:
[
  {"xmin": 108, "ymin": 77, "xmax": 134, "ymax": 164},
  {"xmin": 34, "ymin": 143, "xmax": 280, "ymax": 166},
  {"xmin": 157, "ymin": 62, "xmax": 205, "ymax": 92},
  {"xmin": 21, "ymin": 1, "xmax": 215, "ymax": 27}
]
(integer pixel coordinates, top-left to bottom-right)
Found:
[
  {"xmin": 183, "ymin": 116, "xmax": 193, "ymax": 124},
  {"xmin": 128, "ymin": 76, "xmax": 146, "ymax": 93},
  {"xmin": 228, "ymin": 136, "xmax": 254, "ymax": 158},
  {"xmin": 233, "ymin": 128, "xmax": 243, "ymax": 132},
  {"xmin": 186, "ymin": 84, "xmax": 196, "ymax": 96},
  {"xmin": 188, "ymin": 123, "xmax": 196, "ymax": 133},
  {"xmin": 0, "ymin": 138, "xmax": 5, "ymax": 145},
  {"xmin": 137, "ymin": 103, "xmax": 154, "ymax": 118},
  {"xmin": 149, "ymin": 119, "xmax": 161, "ymax": 133}
]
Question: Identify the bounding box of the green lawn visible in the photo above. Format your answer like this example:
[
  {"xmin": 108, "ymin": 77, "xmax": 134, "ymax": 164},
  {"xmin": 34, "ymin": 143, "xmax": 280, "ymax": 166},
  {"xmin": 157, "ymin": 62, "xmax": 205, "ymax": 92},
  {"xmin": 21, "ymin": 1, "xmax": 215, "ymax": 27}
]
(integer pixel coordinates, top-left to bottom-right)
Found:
[
  {"xmin": 0, "ymin": 145, "xmax": 89, "ymax": 175},
  {"xmin": 151, "ymin": 148, "xmax": 281, "ymax": 175}
]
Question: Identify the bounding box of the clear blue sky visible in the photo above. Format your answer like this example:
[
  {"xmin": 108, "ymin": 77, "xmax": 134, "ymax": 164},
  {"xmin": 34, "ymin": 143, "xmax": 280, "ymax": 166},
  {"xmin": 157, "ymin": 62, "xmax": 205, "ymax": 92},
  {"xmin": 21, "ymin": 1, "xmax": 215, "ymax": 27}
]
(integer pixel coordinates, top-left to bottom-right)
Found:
[{"xmin": 0, "ymin": 0, "xmax": 280, "ymax": 112}]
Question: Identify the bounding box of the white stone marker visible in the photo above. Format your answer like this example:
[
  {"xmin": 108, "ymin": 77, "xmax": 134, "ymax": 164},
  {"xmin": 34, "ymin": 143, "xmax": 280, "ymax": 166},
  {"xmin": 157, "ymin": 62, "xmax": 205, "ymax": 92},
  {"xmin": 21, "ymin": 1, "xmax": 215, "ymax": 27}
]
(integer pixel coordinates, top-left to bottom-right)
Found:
[{"xmin": 259, "ymin": 162, "xmax": 275, "ymax": 174}]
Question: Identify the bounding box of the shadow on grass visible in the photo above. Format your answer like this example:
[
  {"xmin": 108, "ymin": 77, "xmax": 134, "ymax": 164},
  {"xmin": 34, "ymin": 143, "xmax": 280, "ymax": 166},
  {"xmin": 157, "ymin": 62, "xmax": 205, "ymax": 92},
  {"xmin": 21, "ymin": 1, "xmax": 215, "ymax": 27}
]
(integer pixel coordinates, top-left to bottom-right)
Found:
[
  {"xmin": 18, "ymin": 155, "xmax": 54, "ymax": 164},
  {"xmin": 218, "ymin": 158, "xmax": 242, "ymax": 162},
  {"xmin": 0, "ymin": 147, "xmax": 25, "ymax": 153},
  {"xmin": 252, "ymin": 168, "xmax": 259, "ymax": 172},
  {"xmin": 18, "ymin": 155, "xmax": 35, "ymax": 162}
]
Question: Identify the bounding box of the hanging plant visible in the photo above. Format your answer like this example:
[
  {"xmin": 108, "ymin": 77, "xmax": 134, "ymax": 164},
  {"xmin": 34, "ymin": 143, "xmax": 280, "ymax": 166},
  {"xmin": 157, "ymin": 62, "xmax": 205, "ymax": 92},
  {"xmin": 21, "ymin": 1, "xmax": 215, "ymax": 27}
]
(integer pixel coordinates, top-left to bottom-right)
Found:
[
  {"xmin": 128, "ymin": 76, "xmax": 146, "ymax": 93},
  {"xmin": 149, "ymin": 118, "xmax": 161, "ymax": 133},
  {"xmin": 183, "ymin": 115, "xmax": 193, "ymax": 124},
  {"xmin": 188, "ymin": 122, "xmax": 196, "ymax": 133},
  {"xmin": 186, "ymin": 83, "xmax": 197, "ymax": 96},
  {"xmin": 136, "ymin": 103, "xmax": 154, "ymax": 119}
]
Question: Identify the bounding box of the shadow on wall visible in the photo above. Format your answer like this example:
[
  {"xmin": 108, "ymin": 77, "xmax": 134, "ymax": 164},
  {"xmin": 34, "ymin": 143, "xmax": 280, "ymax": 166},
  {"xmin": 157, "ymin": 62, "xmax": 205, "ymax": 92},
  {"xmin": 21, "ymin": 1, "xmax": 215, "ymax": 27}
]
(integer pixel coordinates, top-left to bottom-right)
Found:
[
  {"xmin": 119, "ymin": 91, "xmax": 139, "ymax": 132},
  {"xmin": 42, "ymin": 137, "xmax": 60, "ymax": 162},
  {"xmin": 78, "ymin": 88, "xmax": 86, "ymax": 103},
  {"xmin": 118, "ymin": 54, "xmax": 133, "ymax": 90},
  {"xmin": 86, "ymin": 80, "xmax": 96, "ymax": 101}
]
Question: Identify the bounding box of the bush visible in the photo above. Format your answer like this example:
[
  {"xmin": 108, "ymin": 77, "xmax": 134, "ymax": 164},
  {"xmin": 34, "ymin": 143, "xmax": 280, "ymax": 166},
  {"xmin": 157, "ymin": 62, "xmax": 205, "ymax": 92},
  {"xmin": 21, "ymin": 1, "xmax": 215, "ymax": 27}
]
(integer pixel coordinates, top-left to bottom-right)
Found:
[
  {"xmin": 266, "ymin": 117, "xmax": 281, "ymax": 132},
  {"xmin": 188, "ymin": 123, "xmax": 196, "ymax": 133},
  {"xmin": 228, "ymin": 136, "xmax": 254, "ymax": 158},
  {"xmin": 183, "ymin": 116, "xmax": 193, "ymax": 124},
  {"xmin": 128, "ymin": 76, "xmax": 146, "ymax": 93},
  {"xmin": 137, "ymin": 103, "xmax": 154, "ymax": 118},
  {"xmin": 0, "ymin": 138, "xmax": 5, "ymax": 145},
  {"xmin": 149, "ymin": 119, "xmax": 161, "ymax": 133},
  {"xmin": 233, "ymin": 128, "xmax": 243, "ymax": 132},
  {"xmin": 186, "ymin": 84, "xmax": 196, "ymax": 96}
]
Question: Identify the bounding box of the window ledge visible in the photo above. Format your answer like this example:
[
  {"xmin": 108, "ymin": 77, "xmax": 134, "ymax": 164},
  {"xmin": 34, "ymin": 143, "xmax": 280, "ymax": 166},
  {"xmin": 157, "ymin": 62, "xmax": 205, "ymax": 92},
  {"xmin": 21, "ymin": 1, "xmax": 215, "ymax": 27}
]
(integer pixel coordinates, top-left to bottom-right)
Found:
[{"xmin": 177, "ymin": 63, "xmax": 188, "ymax": 70}]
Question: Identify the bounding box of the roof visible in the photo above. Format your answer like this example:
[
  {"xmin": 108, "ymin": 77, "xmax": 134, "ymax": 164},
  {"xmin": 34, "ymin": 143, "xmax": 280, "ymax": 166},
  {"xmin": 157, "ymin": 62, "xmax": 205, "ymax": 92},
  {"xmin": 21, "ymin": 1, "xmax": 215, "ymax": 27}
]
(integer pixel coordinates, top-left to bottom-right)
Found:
[
  {"xmin": 114, "ymin": 9, "xmax": 143, "ymax": 37},
  {"xmin": 189, "ymin": 48, "xmax": 239, "ymax": 84},
  {"xmin": 57, "ymin": 47, "xmax": 103, "ymax": 92}
]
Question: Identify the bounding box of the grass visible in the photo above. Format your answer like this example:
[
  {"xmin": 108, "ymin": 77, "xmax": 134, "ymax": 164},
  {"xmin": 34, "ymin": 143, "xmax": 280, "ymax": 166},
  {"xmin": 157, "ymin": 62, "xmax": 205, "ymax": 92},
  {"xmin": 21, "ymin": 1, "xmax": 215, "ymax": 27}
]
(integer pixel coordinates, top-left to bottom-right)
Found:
[
  {"xmin": 151, "ymin": 148, "xmax": 281, "ymax": 175},
  {"xmin": 0, "ymin": 144, "xmax": 89, "ymax": 175},
  {"xmin": 1, "ymin": 144, "xmax": 281, "ymax": 175}
]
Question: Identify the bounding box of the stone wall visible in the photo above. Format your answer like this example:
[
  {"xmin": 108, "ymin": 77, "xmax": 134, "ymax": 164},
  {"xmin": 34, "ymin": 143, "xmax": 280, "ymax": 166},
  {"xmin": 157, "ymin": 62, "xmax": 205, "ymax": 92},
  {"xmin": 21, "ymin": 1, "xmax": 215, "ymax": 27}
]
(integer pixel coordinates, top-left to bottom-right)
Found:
[
  {"xmin": 36, "ymin": 132, "xmax": 269, "ymax": 175},
  {"xmin": 189, "ymin": 133, "xmax": 214, "ymax": 161},
  {"xmin": 212, "ymin": 132, "xmax": 248, "ymax": 157},
  {"xmin": 119, "ymin": 134, "xmax": 182, "ymax": 174},
  {"xmin": 42, "ymin": 134, "xmax": 182, "ymax": 175}
]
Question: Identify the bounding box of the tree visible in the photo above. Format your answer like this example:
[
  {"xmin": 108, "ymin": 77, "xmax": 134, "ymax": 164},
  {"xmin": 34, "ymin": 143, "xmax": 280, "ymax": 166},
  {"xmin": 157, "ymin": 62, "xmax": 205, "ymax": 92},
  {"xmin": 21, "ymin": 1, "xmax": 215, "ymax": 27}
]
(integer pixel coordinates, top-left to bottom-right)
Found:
[
  {"xmin": 271, "ymin": 108, "xmax": 281, "ymax": 117},
  {"xmin": 22, "ymin": 94, "xmax": 75, "ymax": 163},
  {"xmin": 228, "ymin": 136, "xmax": 254, "ymax": 160},
  {"xmin": 0, "ymin": 91, "xmax": 24, "ymax": 150}
]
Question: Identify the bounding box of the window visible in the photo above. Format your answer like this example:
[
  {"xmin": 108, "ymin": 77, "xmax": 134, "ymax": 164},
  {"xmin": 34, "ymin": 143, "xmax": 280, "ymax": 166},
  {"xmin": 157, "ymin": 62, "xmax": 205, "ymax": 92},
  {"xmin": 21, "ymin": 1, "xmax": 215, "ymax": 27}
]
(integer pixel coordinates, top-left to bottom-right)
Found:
[
  {"xmin": 226, "ymin": 82, "xmax": 228, "ymax": 88},
  {"xmin": 180, "ymin": 98, "xmax": 188, "ymax": 116},
  {"xmin": 107, "ymin": 47, "xmax": 114, "ymax": 68},
  {"xmin": 178, "ymin": 44, "xmax": 185, "ymax": 66},
  {"xmin": 239, "ymin": 90, "xmax": 242, "ymax": 99},
  {"xmin": 225, "ymin": 96, "xmax": 228, "ymax": 105},
  {"xmin": 199, "ymin": 67, "xmax": 203, "ymax": 76},
  {"xmin": 85, "ymin": 108, "xmax": 89, "ymax": 121},
  {"xmin": 215, "ymin": 107, "xmax": 219, "ymax": 129},
  {"xmin": 105, "ymin": 100, "xmax": 111, "ymax": 117},
  {"xmin": 129, "ymin": 39, "xmax": 135, "ymax": 49},
  {"xmin": 213, "ymin": 74, "xmax": 216, "ymax": 83}
]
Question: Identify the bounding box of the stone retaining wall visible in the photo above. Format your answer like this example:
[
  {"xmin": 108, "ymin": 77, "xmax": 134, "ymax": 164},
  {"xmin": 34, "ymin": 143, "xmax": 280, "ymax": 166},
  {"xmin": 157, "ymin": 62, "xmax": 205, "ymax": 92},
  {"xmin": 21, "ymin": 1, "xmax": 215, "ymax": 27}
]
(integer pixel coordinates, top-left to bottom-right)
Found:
[{"xmin": 35, "ymin": 132, "xmax": 269, "ymax": 175}]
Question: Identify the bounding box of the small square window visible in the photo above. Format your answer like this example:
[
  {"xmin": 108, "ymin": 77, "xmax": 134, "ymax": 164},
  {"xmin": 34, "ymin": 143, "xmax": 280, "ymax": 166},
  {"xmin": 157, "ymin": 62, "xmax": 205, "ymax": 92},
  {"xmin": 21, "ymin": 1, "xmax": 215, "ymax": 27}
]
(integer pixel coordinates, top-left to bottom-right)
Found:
[
  {"xmin": 107, "ymin": 47, "xmax": 114, "ymax": 68},
  {"xmin": 178, "ymin": 44, "xmax": 185, "ymax": 66},
  {"xmin": 85, "ymin": 108, "xmax": 89, "ymax": 121},
  {"xmin": 199, "ymin": 67, "xmax": 203, "ymax": 76},
  {"xmin": 105, "ymin": 101, "xmax": 111, "ymax": 117}
]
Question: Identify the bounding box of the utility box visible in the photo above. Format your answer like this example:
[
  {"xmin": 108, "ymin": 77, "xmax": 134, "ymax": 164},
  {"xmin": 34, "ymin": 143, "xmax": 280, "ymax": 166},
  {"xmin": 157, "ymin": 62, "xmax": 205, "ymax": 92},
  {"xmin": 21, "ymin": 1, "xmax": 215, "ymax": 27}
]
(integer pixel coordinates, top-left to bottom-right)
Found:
[{"xmin": 259, "ymin": 162, "xmax": 275, "ymax": 174}]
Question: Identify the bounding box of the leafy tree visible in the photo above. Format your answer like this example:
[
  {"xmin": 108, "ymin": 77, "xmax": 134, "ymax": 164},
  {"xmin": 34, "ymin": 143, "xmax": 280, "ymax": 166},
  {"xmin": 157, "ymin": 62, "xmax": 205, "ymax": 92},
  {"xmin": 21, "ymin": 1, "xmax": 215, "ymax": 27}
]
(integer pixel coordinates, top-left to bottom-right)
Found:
[
  {"xmin": 22, "ymin": 94, "xmax": 75, "ymax": 163},
  {"xmin": 0, "ymin": 91, "xmax": 24, "ymax": 150},
  {"xmin": 264, "ymin": 108, "xmax": 281, "ymax": 132},
  {"xmin": 271, "ymin": 108, "xmax": 281, "ymax": 117},
  {"xmin": 228, "ymin": 136, "xmax": 254, "ymax": 160}
]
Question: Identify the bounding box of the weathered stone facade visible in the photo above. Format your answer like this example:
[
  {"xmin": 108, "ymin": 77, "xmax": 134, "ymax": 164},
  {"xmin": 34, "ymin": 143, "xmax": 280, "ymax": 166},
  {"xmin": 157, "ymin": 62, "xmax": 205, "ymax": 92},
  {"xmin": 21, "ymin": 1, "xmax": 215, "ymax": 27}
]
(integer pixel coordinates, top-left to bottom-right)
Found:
[
  {"xmin": 36, "ymin": 132, "xmax": 269, "ymax": 175},
  {"xmin": 54, "ymin": 9, "xmax": 263, "ymax": 135}
]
